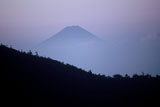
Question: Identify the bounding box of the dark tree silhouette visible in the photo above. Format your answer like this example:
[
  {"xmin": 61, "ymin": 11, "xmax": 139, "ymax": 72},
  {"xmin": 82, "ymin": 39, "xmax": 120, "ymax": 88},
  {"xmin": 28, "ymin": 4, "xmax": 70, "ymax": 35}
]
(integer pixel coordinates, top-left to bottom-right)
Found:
[
  {"xmin": 125, "ymin": 74, "xmax": 130, "ymax": 79},
  {"xmin": 113, "ymin": 74, "xmax": 123, "ymax": 79},
  {"xmin": 35, "ymin": 51, "xmax": 39, "ymax": 56},
  {"xmin": 27, "ymin": 50, "xmax": 32, "ymax": 55}
]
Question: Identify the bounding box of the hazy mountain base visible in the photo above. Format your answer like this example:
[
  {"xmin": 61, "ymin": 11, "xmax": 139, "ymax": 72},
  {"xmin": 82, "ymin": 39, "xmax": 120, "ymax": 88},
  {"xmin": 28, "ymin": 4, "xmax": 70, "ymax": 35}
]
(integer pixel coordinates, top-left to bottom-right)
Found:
[
  {"xmin": 36, "ymin": 26, "xmax": 160, "ymax": 76},
  {"xmin": 1, "ymin": 45, "xmax": 160, "ymax": 107}
]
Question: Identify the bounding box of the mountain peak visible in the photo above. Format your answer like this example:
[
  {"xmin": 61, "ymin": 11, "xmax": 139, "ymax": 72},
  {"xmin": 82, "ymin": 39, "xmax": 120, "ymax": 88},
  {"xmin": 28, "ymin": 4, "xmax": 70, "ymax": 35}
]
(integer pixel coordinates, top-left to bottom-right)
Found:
[
  {"xmin": 64, "ymin": 25, "xmax": 81, "ymax": 29},
  {"xmin": 40, "ymin": 26, "xmax": 100, "ymax": 47},
  {"xmin": 61, "ymin": 25, "xmax": 88, "ymax": 33},
  {"xmin": 47, "ymin": 25, "xmax": 98, "ymax": 40}
]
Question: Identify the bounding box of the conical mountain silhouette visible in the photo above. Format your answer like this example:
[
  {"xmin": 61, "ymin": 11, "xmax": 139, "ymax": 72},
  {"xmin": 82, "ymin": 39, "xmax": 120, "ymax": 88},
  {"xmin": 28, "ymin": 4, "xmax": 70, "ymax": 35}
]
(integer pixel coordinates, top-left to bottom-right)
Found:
[
  {"xmin": 36, "ymin": 26, "xmax": 103, "ymax": 73},
  {"xmin": 40, "ymin": 26, "xmax": 100, "ymax": 47}
]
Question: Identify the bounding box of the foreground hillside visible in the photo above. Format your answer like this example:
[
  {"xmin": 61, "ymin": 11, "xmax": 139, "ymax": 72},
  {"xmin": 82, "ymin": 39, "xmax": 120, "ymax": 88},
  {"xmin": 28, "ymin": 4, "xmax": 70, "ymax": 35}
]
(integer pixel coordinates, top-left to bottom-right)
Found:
[{"xmin": 0, "ymin": 45, "xmax": 160, "ymax": 107}]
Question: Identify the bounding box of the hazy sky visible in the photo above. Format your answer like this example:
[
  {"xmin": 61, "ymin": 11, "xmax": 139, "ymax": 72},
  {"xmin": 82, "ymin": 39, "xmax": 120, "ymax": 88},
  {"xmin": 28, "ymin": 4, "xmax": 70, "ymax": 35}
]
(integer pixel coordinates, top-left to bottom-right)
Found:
[
  {"xmin": 0, "ymin": 0, "xmax": 160, "ymax": 48},
  {"xmin": 0, "ymin": 0, "xmax": 160, "ymax": 75}
]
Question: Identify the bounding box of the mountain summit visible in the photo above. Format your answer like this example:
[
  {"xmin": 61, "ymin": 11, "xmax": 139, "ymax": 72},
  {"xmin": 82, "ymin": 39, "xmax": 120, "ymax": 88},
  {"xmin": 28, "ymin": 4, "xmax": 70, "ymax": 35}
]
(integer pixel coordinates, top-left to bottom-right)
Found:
[{"xmin": 40, "ymin": 26, "xmax": 99, "ymax": 47}]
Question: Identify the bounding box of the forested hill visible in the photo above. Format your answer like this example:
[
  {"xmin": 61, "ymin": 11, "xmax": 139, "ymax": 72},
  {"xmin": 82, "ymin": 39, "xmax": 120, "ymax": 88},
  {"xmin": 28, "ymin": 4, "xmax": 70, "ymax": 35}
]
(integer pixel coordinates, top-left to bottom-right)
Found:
[{"xmin": 0, "ymin": 44, "xmax": 160, "ymax": 107}]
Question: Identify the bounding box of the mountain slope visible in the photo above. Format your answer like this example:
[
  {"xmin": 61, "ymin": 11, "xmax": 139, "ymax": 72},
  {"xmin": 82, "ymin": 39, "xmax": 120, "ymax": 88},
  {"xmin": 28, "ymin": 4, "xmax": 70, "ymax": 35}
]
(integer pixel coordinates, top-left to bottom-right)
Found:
[{"xmin": 1, "ymin": 45, "xmax": 160, "ymax": 107}]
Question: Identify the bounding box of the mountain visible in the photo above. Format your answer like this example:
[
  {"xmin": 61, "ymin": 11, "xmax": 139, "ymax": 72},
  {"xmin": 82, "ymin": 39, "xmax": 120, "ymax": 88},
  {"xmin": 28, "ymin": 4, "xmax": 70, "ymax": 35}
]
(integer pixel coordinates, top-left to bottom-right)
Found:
[
  {"xmin": 35, "ymin": 26, "xmax": 160, "ymax": 76},
  {"xmin": 39, "ymin": 26, "xmax": 100, "ymax": 47},
  {"xmin": 1, "ymin": 44, "xmax": 160, "ymax": 107},
  {"xmin": 36, "ymin": 26, "xmax": 104, "ymax": 72}
]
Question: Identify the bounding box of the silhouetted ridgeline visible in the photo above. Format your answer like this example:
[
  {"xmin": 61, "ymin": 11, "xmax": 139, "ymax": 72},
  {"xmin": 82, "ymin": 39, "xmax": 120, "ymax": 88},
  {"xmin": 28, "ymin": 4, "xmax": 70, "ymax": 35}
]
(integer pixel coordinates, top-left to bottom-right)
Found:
[{"xmin": 0, "ymin": 44, "xmax": 160, "ymax": 107}]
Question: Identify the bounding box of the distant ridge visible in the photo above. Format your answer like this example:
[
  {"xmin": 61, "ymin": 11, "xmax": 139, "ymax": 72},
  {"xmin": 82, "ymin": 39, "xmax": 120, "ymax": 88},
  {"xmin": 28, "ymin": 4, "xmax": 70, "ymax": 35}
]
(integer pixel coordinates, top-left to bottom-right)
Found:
[{"xmin": 1, "ymin": 44, "xmax": 160, "ymax": 107}]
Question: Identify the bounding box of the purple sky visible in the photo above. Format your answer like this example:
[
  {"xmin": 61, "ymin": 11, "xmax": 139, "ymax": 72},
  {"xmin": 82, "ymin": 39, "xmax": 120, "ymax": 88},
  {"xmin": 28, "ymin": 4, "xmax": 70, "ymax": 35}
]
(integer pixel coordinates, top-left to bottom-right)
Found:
[{"xmin": 0, "ymin": 0, "xmax": 160, "ymax": 48}]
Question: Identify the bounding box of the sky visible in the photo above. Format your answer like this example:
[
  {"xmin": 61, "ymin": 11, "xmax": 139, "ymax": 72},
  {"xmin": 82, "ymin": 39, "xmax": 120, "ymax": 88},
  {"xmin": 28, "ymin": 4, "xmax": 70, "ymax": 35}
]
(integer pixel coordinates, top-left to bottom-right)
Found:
[
  {"xmin": 0, "ymin": 0, "xmax": 160, "ymax": 75},
  {"xmin": 0, "ymin": 0, "xmax": 160, "ymax": 49}
]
